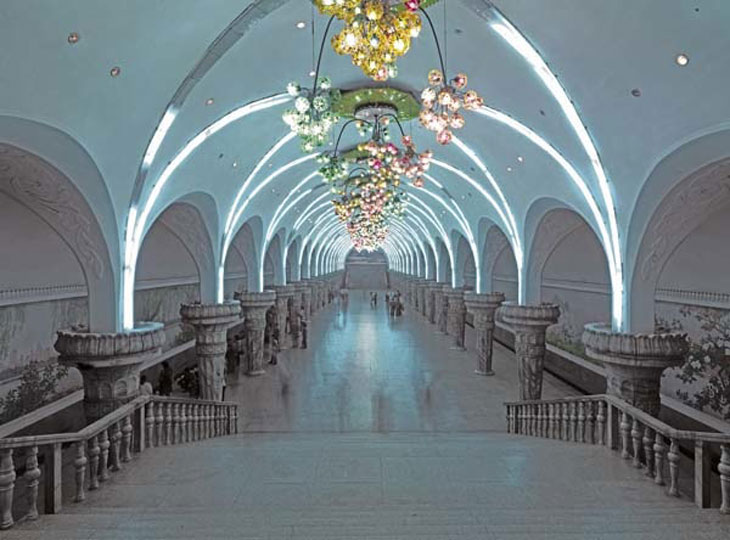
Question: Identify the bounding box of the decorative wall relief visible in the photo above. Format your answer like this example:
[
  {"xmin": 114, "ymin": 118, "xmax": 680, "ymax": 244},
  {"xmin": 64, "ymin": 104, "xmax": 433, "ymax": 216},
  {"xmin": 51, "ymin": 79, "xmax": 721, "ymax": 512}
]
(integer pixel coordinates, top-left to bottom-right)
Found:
[{"xmin": 656, "ymin": 304, "xmax": 730, "ymax": 420}]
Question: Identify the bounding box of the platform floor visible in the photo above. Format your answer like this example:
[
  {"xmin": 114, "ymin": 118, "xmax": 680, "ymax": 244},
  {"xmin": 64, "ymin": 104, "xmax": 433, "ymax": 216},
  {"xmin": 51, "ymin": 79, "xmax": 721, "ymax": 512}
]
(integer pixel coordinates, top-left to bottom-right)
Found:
[{"xmin": 6, "ymin": 295, "xmax": 729, "ymax": 539}]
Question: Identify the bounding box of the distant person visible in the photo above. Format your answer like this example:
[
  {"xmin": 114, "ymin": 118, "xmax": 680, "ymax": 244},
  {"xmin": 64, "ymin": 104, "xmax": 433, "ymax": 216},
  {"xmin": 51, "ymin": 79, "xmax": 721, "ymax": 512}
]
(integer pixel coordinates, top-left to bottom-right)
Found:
[
  {"xmin": 158, "ymin": 361, "xmax": 173, "ymax": 396},
  {"xmin": 140, "ymin": 375, "xmax": 154, "ymax": 396}
]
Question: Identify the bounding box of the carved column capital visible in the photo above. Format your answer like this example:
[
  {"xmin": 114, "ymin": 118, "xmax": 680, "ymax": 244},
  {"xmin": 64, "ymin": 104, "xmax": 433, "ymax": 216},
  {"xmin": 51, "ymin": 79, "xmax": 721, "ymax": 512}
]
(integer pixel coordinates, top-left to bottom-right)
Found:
[
  {"xmin": 582, "ymin": 322, "xmax": 687, "ymax": 415},
  {"xmin": 499, "ymin": 302, "xmax": 560, "ymax": 400},
  {"xmin": 180, "ymin": 302, "xmax": 241, "ymax": 401},
  {"xmin": 444, "ymin": 287, "xmax": 466, "ymax": 348},
  {"xmin": 238, "ymin": 291, "xmax": 276, "ymax": 376},
  {"xmin": 55, "ymin": 322, "xmax": 165, "ymax": 421},
  {"xmin": 464, "ymin": 292, "xmax": 505, "ymax": 375}
]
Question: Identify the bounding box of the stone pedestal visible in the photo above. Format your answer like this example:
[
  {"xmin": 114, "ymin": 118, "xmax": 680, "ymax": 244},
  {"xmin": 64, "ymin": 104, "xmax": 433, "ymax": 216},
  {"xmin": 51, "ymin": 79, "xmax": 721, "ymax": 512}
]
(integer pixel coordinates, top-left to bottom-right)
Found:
[
  {"xmin": 445, "ymin": 288, "xmax": 467, "ymax": 349},
  {"xmin": 55, "ymin": 323, "xmax": 165, "ymax": 422},
  {"xmin": 419, "ymin": 281, "xmax": 432, "ymax": 318},
  {"xmin": 301, "ymin": 281, "xmax": 313, "ymax": 316},
  {"xmin": 582, "ymin": 323, "xmax": 688, "ymax": 416},
  {"xmin": 464, "ymin": 292, "xmax": 505, "ymax": 376},
  {"xmin": 272, "ymin": 285, "xmax": 294, "ymax": 350},
  {"xmin": 180, "ymin": 302, "xmax": 242, "ymax": 400},
  {"xmin": 238, "ymin": 292, "xmax": 276, "ymax": 376},
  {"xmin": 499, "ymin": 303, "xmax": 560, "ymax": 400},
  {"xmin": 426, "ymin": 282, "xmax": 439, "ymax": 324}
]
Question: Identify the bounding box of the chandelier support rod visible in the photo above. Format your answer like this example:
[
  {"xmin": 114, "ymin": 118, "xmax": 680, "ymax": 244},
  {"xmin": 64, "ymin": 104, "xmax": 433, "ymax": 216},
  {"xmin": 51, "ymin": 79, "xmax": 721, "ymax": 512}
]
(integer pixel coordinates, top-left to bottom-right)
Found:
[
  {"xmin": 419, "ymin": 7, "xmax": 447, "ymax": 77},
  {"xmin": 333, "ymin": 117, "xmax": 373, "ymax": 155},
  {"xmin": 311, "ymin": 15, "xmax": 337, "ymax": 95}
]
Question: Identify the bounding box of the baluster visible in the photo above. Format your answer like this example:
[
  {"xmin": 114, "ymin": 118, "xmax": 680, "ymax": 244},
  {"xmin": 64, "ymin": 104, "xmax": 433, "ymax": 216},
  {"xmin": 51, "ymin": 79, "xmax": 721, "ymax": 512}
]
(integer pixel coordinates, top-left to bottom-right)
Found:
[
  {"xmin": 667, "ymin": 438, "xmax": 680, "ymax": 497},
  {"xmin": 519, "ymin": 406, "xmax": 526, "ymax": 435},
  {"xmin": 0, "ymin": 449, "xmax": 15, "ymax": 530},
  {"xmin": 98, "ymin": 429, "xmax": 111, "ymax": 481},
  {"xmin": 155, "ymin": 402, "xmax": 164, "ymax": 446},
  {"xmin": 192, "ymin": 404, "xmax": 199, "ymax": 441},
  {"xmin": 585, "ymin": 402, "xmax": 595, "ymax": 444},
  {"xmin": 88, "ymin": 436, "xmax": 100, "ymax": 491},
  {"xmin": 172, "ymin": 403, "xmax": 180, "ymax": 444},
  {"xmin": 180, "ymin": 404, "xmax": 188, "ymax": 443},
  {"xmin": 542, "ymin": 404, "xmax": 549, "ymax": 438},
  {"xmin": 205, "ymin": 405, "xmax": 211, "ymax": 439},
  {"xmin": 146, "ymin": 402, "xmax": 155, "ymax": 448},
  {"xmin": 525, "ymin": 405, "xmax": 532, "ymax": 436},
  {"xmin": 596, "ymin": 401, "xmax": 606, "ymax": 446},
  {"xmin": 620, "ymin": 411, "xmax": 631, "ymax": 459},
  {"xmin": 536, "ymin": 404, "xmax": 543, "ymax": 437},
  {"xmin": 719, "ymin": 445, "xmax": 729, "ymax": 514},
  {"xmin": 569, "ymin": 402, "xmax": 578, "ymax": 442},
  {"xmin": 214, "ymin": 405, "xmax": 220, "ymax": 437},
  {"xmin": 506, "ymin": 405, "xmax": 513, "ymax": 433},
  {"xmin": 233, "ymin": 405, "xmax": 239, "ymax": 434},
  {"xmin": 653, "ymin": 433, "xmax": 666, "ymax": 486},
  {"xmin": 110, "ymin": 422, "xmax": 122, "ymax": 472},
  {"xmin": 643, "ymin": 426, "xmax": 654, "ymax": 478},
  {"xmin": 577, "ymin": 402, "xmax": 586, "ymax": 443},
  {"xmin": 121, "ymin": 415, "xmax": 133, "ymax": 463},
  {"xmin": 165, "ymin": 403, "xmax": 173, "ymax": 445},
  {"xmin": 631, "ymin": 417, "xmax": 642, "ymax": 468},
  {"xmin": 547, "ymin": 403, "xmax": 555, "ymax": 439},
  {"xmin": 73, "ymin": 441, "xmax": 87, "ymax": 502},
  {"xmin": 561, "ymin": 403, "xmax": 569, "ymax": 441},
  {"xmin": 23, "ymin": 446, "xmax": 40, "ymax": 521}
]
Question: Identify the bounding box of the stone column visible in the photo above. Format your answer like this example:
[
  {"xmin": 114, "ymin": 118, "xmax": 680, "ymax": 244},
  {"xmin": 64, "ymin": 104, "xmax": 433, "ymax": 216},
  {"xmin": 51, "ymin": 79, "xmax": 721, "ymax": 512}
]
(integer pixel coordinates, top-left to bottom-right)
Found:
[
  {"xmin": 301, "ymin": 281, "xmax": 313, "ymax": 317},
  {"xmin": 419, "ymin": 280, "xmax": 431, "ymax": 318},
  {"xmin": 55, "ymin": 323, "xmax": 165, "ymax": 422},
  {"xmin": 238, "ymin": 292, "xmax": 276, "ymax": 376},
  {"xmin": 288, "ymin": 283, "xmax": 304, "ymax": 347},
  {"xmin": 180, "ymin": 302, "xmax": 242, "ymax": 400},
  {"xmin": 445, "ymin": 287, "xmax": 467, "ymax": 349},
  {"xmin": 464, "ymin": 292, "xmax": 505, "ymax": 376},
  {"xmin": 426, "ymin": 282, "xmax": 439, "ymax": 324},
  {"xmin": 582, "ymin": 323, "xmax": 687, "ymax": 416},
  {"xmin": 436, "ymin": 285, "xmax": 449, "ymax": 334},
  {"xmin": 499, "ymin": 303, "xmax": 560, "ymax": 401},
  {"xmin": 272, "ymin": 285, "xmax": 294, "ymax": 350}
]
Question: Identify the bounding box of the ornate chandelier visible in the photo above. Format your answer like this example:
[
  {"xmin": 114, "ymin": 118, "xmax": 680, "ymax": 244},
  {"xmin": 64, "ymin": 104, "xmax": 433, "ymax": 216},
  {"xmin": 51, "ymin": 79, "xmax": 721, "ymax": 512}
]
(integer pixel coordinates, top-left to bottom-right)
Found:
[
  {"xmin": 315, "ymin": 0, "xmax": 422, "ymax": 82},
  {"xmin": 282, "ymin": 77, "xmax": 341, "ymax": 152}
]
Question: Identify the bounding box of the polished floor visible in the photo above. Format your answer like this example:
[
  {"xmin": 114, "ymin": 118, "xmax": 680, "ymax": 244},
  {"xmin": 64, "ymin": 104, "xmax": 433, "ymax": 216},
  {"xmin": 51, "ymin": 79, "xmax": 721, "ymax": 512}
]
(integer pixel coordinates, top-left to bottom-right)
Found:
[
  {"xmin": 227, "ymin": 292, "xmax": 577, "ymax": 433},
  {"xmin": 7, "ymin": 294, "xmax": 730, "ymax": 539}
]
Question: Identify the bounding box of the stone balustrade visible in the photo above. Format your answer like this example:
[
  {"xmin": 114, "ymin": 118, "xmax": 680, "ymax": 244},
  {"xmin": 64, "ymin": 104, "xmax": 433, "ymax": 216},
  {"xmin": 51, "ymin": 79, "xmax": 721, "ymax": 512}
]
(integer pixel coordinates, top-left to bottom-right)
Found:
[
  {"xmin": 505, "ymin": 394, "xmax": 730, "ymax": 514},
  {"xmin": 0, "ymin": 395, "xmax": 238, "ymax": 530}
]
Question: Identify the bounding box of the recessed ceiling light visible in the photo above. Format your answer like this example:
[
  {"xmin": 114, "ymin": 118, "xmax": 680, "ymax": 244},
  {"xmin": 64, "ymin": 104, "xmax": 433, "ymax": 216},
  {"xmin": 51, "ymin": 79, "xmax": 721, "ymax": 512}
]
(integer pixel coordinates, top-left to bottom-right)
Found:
[
  {"xmin": 232, "ymin": 161, "xmax": 238, "ymax": 168},
  {"xmin": 517, "ymin": 156, "xmax": 524, "ymax": 163},
  {"xmin": 205, "ymin": 98, "xmax": 214, "ymax": 106},
  {"xmin": 110, "ymin": 66, "xmax": 121, "ymax": 77},
  {"xmin": 675, "ymin": 53, "xmax": 689, "ymax": 66},
  {"xmin": 309, "ymin": 70, "xmax": 316, "ymax": 77},
  {"xmin": 507, "ymin": 166, "xmax": 513, "ymax": 172},
  {"xmin": 631, "ymin": 88, "xmax": 642, "ymax": 97},
  {"xmin": 67, "ymin": 32, "xmax": 79, "ymax": 44},
  {"xmin": 296, "ymin": 21, "xmax": 306, "ymax": 29}
]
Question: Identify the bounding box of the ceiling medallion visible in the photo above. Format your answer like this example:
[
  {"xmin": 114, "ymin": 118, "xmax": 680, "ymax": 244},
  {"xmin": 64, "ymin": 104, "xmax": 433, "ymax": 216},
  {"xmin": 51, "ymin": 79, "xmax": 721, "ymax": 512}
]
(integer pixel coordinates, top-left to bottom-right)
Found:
[{"xmin": 332, "ymin": 87, "xmax": 421, "ymax": 121}]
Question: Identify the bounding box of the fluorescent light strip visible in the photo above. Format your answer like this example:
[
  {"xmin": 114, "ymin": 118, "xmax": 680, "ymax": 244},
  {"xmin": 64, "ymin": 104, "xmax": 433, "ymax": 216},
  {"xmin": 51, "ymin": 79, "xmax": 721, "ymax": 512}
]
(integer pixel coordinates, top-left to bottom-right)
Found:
[
  {"xmin": 265, "ymin": 172, "xmax": 319, "ymax": 243},
  {"xmin": 122, "ymin": 93, "xmax": 291, "ymax": 329},
  {"xmin": 474, "ymin": 105, "xmax": 621, "ymax": 324},
  {"xmin": 490, "ymin": 15, "xmax": 623, "ymax": 329},
  {"xmin": 224, "ymin": 131, "xmax": 297, "ymax": 236},
  {"xmin": 294, "ymin": 197, "xmax": 331, "ymax": 232}
]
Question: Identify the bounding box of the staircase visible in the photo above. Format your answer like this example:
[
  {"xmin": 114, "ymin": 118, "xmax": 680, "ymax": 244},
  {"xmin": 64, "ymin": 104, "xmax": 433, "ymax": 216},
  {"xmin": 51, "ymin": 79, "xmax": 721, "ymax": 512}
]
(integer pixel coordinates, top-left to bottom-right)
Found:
[
  {"xmin": 3, "ymin": 431, "xmax": 730, "ymax": 539},
  {"xmin": 505, "ymin": 394, "xmax": 730, "ymax": 514}
]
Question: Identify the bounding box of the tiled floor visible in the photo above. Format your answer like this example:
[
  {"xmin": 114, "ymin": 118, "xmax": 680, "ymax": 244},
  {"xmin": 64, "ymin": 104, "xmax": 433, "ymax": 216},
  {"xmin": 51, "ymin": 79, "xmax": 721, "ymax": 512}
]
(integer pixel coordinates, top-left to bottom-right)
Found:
[
  {"xmin": 227, "ymin": 293, "xmax": 577, "ymax": 433},
  {"xmin": 6, "ymin": 294, "xmax": 729, "ymax": 539}
]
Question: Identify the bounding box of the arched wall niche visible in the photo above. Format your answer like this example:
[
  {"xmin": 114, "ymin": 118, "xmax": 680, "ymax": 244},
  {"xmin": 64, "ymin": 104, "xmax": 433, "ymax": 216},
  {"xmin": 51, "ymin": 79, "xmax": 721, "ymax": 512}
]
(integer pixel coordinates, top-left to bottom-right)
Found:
[
  {"xmin": 0, "ymin": 142, "xmax": 117, "ymax": 332},
  {"xmin": 286, "ymin": 236, "xmax": 301, "ymax": 282},
  {"xmin": 135, "ymin": 204, "xmax": 204, "ymax": 341},
  {"xmin": 224, "ymin": 244, "xmax": 247, "ymax": 297},
  {"xmin": 629, "ymin": 156, "xmax": 730, "ymax": 332},
  {"xmin": 535, "ymin": 211, "xmax": 611, "ymax": 352},
  {"xmin": 0, "ymin": 192, "xmax": 87, "ymax": 374},
  {"xmin": 451, "ymin": 230, "xmax": 474, "ymax": 290},
  {"xmin": 480, "ymin": 224, "xmax": 512, "ymax": 296},
  {"xmin": 226, "ymin": 216, "xmax": 263, "ymax": 292}
]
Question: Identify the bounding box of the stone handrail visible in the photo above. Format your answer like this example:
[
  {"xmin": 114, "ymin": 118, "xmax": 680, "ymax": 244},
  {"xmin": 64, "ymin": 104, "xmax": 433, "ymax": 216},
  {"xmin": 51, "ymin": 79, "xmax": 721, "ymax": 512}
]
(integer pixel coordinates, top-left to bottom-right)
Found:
[
  {"xmin": 504, "ymin": 394, "xmax": 729, "ymax": 514},
  {"xmin": 0, "ymin": 395, "xmax": 238, "ymax": 530}
]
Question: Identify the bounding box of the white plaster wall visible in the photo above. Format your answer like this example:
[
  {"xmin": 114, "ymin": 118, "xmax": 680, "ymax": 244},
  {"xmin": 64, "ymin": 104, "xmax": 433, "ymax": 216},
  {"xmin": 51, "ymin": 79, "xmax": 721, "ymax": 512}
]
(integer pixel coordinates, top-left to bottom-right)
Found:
[
  {"xmin": 0, "ymin": 193, "xmax": 82, "ymax": 289},
  {"xmin": 136, "ymin": 223, "xmax": 198, "ymax": 282},
  {"xmin": 224, "ymin": 247, "xmax": 247, "ymax": 298},
  {"xmin": 657, "ymin": 208, "xmax": 730, "ymax": 294},
  {"xmin": 492, "ymin": 248, "xmax": 518, "ymax": 301},
  {"xmin": 542, "ymin": 226, "xmax": 611, "ymax": 342}
]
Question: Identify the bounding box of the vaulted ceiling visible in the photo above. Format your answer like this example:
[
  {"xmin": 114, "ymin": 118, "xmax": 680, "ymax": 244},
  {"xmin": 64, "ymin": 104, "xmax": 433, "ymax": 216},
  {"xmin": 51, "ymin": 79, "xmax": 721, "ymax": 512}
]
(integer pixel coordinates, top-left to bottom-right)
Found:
[{"xmin": 1, "ymin": 0, "xmax": 729, "ymax": 333}]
